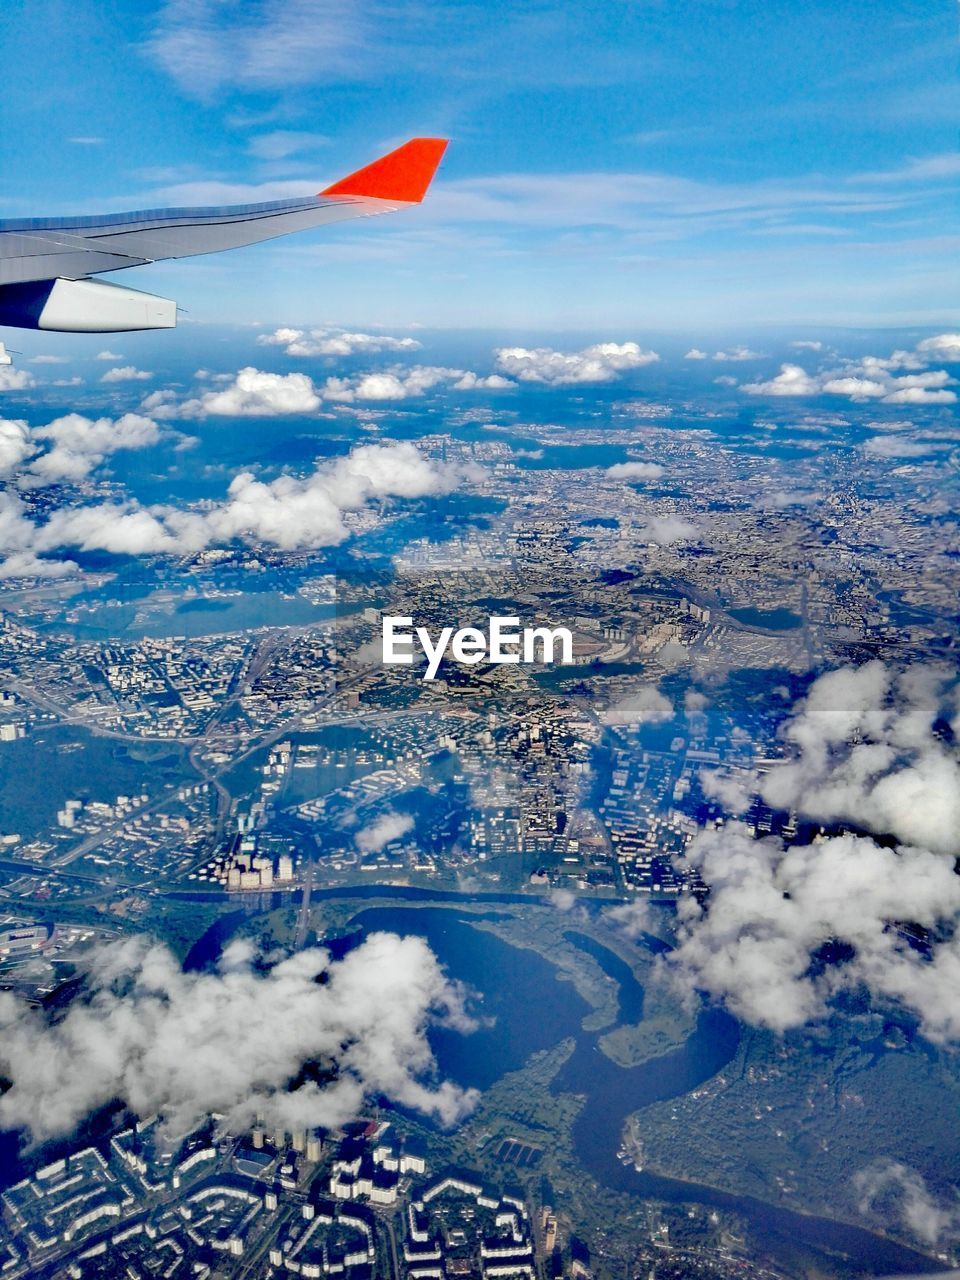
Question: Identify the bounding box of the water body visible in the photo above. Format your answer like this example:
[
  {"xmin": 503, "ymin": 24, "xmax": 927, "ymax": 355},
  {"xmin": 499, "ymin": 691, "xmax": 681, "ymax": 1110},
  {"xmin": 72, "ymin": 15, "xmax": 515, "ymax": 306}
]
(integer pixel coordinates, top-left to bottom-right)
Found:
[
  {"xmin": 50, "ymin": 592, "xmax": 337, "ymax": 640},
  {"xmin": 348, "ymin": 906, "xmax": 590, "ymax": 1090},
  {"xmin": 173, "ymin": 895, "xmax": 936, "ymax": 1274},
  {"xmin": 341, "ymin": 906, "xmax": 937, "ymax": 1276},
  {"xmin": 727, "ymin": 606, "xmax": 802, "ymax": 631}
]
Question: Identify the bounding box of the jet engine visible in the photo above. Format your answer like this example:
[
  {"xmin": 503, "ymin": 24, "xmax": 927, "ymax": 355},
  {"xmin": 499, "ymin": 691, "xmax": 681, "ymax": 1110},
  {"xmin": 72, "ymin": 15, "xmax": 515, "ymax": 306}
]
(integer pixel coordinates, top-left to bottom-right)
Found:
[{"xmin": 0, "ymin": 277, "xmax": 176, "ymax": 332}]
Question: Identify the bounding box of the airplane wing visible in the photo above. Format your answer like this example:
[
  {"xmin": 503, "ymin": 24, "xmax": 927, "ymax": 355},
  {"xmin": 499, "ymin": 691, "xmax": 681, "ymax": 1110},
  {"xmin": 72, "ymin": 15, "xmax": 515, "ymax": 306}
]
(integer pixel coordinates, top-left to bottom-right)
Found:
[{"xmin": 0, "ymin": 138, "xmax": 447, "ymax": 332}]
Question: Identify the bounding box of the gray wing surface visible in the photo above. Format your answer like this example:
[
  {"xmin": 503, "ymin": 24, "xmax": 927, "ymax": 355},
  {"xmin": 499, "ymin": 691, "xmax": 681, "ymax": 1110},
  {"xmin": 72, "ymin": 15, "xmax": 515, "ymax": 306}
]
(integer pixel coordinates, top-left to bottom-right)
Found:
[{"xmin": 0, "ymin": 195, "xmax": 395, "ymax": 286}]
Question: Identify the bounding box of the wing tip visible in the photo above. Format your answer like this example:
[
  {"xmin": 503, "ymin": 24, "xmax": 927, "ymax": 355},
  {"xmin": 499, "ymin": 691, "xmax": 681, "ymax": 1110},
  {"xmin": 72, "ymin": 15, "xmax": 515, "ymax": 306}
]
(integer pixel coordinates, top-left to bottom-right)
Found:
[{"xmin": 320, "ymin": 137, "xmax": 449, "ymax": 203}]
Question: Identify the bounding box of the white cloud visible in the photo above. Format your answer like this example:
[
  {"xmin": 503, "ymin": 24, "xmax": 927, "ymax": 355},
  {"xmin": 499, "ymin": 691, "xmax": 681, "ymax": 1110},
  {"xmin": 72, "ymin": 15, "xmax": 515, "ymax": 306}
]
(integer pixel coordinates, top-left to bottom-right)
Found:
[
  {"xmin": 0, "ymin": 932, "xmax": 478, "ymax": 1141},
  {"xmin": 856, "ymin": 350, "xmax": 925, "ymax": 373},
  {"xmin": 0, "ymin": 365, "xmax": 35, "ymax": 391},
  {"xmin": 742, "ymin": 363, "xmax": 820, "ymax": 396},
  {"xmin": 452, "ymin": 371, "xmax": 516, "ymax": 391},
  {"xmin": 603, "ymin": 685, "xmax": 674, "ymax": 726},
  {"xmin": 882, "ymin": 386, "xmax": 956, "ymax": 405},
  {"xmin": 549, "ymin": 888, "xmax": 581, "ymax": 914},
  {"xmin": 605, "ymin": 461, "xmax": 664, "ymax": 481},
  {"xmin": 684, "ymin": 689, "xmax": 709, "ymax": 716},
  {"xmin": 790, "ymin": 340, "xmax": 823, "ymax": 351},
  {"xmin": 356, "ymin": 811, "xmax": 415, "ymax": 854},
  {"xmin": 603, "ymin": 899, "xmax": 656, "ymax": 940},
  {"xmin": 854, "ymin": 1161, "xmax": 960, "ymax": 1249},
  {"xmin": 27, "ymin": 354, "xmax": 69, "ymax": 365},
  {"xmin": 685, "ymin": 348, "xmax": 708, "ymax": 360},
  {"xmin": 257, "ymin": 327, "xmax": 422, "ymax": 357},
  {"xmin": 152, "ymin": 363, "xmax": 506, "ymax": 416},
  {"xmin": 669, "ymin": 824, "xmax": 960, "ymax": 1040},
  {"xmin": 916, "ymin": 333, "xmax": 960, "ymax": 362},
  {"xmin": 762, "ymin": 662, "xmax": 960, "ymax": 856},
  {"xmin": 494, "ymin": 342, "xmax": 659, "ymax": 385},
  {"xmin": 820, "ymin": 376, "xmax": 888, "ymax": 399},
  {"xmin": 755, "ymin": 352, "xmax": 957, "ymax": 405},
  {"xmin": 0, "ymin": 419, "xmax": 36, "ymax": 476},
  {"xmin": 862, "ymin": 435, "xmax": 934, "ymax": 458},
  {"xmin": 145, "ymin": 0, "xmax": 369, "ymax": 97},
  {"xmin": 712, "ymin": 345, "xmax": 763, "ymax": 361},
  {"xmin": 101, "ymin": 365, "xmax": 153, "ymax": 383},
  {"xmin": 700, "ymin": 766, "xmax": 755, "ymax": 814},
  {"xmin": 323, "ymin": 366, "xmax": 461, "ymax": 402},
  {"xmin": 178, "ymin": 366, "xmax": 322, "ymax": 416},
  {"xmin": 247, "ymin": 130, "xmax": 329, "ymax": 160},
  {"xmin": 757, "ymin": 488, "xmax": 820, "ymax": 509},
  {"xmin": 0, "ymin": 550, "xmax": 78, "ymax": 579},
  {"xmin": 95, "ymin": 350, "xmax": 124, "ymax": 360},
  {"xmin": 0, "ymin": 440, "xmax": 474, "ymax": 572},
  {"xmin": 25, "ymin": 412, "xmax": 162, "ymax": 485},
  {"xmin": 641, "ymin": 514, "xmax": 698, "ymax": 544}
]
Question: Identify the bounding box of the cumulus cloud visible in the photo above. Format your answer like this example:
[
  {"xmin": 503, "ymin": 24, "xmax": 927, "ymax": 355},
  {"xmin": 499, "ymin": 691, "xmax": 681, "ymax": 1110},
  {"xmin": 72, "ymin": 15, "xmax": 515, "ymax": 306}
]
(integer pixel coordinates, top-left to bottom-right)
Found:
[
  {"xmin": 0, "ymin": 419, "xmax": 36, "ymax": 476},
  {"xmin": 915, "ymin": 333, "xmax": 960, "ymax": 363},
  {"xmin": 881, "ymin": 385, "xmax": 956, "ymax": 406},
  {"xmin": 0, "ymin": 550, "xmax": 78, "ymax": 579},
  {"xmin": 854, "ymin": 1160, "xmax": 960, "ymax": 1248},
  {"xmin": 820, "ymin": 376, "xmax": 888, "ymax": 399},
  {"xmin": 452, "ymin": 371, "xmax": 516, "ymax": 391},
  {"xmin": 549, "ymin": 888, "xmax": 580, "ymax": 914},
  {"xmin": 603, "ymin": 899, "xmax": 656, "ymax": 940},
  {"xmin": 0, "ymin": 932, "xmax": 478, "ymax": 1142},
  {"xmin": 150, "ymin": 362, "xmax": 518, "ymax": 417},
  {"xmin": 743, "ymin": 343, "xmax": 957, "ymax": 404},
  {"xmin": 172, "ymin": 366, "xmax": 322, "ymax": 417},
  {"xmin": 677, "ymin": 663, "xmax": 960, "ymax": 1038},
  {"xmin": 791, "ymin": 340, "xmax": 823, "ymax": 351},
  {"xmin": 640, "ymin": 514, "xmax": 698, "ymax": 544},
  {"xmin": 712, "ymin": 346, "xmax": 763, "ymax": 361},
  {"xmin": 24, "ymin": 412, "xmax": 162, "ymax": 485},
  {"xmin": 700, "ymin": 766, "xmax": 755, "ymax": 814},
  {"xmin": 756, "ymin": 488, "xmax": 820, "ymax": 509},
  {"xmin": 356, "ymin": 811, "xmax": 415, "ymax": 854},
  {"xmin": 742, "ymin": 363, "xmax": 820, "ymax": 397},
  {"xmin": 101, "ymin": 365, "xmax": 153, "ymax": 383},
  {"xmin": 605, "ymin": 461, "xmax": 664, "ymax": 481},
  {"xmin": 669, "ymin": 824, "xmax": 960, "ymax": 1039},
  {"xmin": 0, "ymin": 441, "xmax": 473, "ymax": 573},
  {"xmin": 684, "ymin": 689, "xmax": 709, "ymax": 716},
  {"xmin": 862, "ymin": 435, "xmax": 934, "ymax": 459},
  {"xmin": 257, "ymin": 327, "xmax": 422, "ymax": 357},
  {"xmin": 761, "ymin": 662, "xmax": 960, "ymax": 856},
  {"xmin": 0, "ymin": 365, "xmax": 35, "ymax": 391},
  {"xmin": 494, "ymin": 342, "xmax": 659, "ymax": 385},
  {"xmin": 96, "ymin": 350, "xmax": 124, "ymax": 360},
  {"xmin": 685, "ymin": 346, "xmax": 761, "ymax": 362},
  {"xmin": 821, "ymin": 368, "xmax": 956, "ymax": 404},
  {"xmin": 603, "ymin": 685, "xmax": 674, "ymax": 726},
  {"xmin": 323, "ymin": 366, "xmax": 464, "ymax": 403}
]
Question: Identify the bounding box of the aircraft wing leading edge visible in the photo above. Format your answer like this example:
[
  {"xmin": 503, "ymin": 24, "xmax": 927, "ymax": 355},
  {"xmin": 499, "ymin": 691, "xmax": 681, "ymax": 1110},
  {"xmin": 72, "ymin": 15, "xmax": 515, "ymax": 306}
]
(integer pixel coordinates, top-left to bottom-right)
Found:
[{"xmin": 0, "ymin": 137, "xmax": 448, "ymax": 333}]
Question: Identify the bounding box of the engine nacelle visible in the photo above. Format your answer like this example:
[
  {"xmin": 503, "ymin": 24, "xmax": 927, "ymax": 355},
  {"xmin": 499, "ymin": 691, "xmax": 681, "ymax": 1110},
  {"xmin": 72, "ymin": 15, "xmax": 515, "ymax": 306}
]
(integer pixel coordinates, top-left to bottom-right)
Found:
[{"xmin": 0, "ymin": 277, "xmax": 176, "ymax": 333}]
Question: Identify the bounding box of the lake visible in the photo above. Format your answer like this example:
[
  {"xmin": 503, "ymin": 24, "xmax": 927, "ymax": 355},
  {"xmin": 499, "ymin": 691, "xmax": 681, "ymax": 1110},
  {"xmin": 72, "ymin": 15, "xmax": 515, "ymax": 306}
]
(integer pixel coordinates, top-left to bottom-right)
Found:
[{"xmin": 727, "ymin": 606, "xmax": 802, "ymax": 631}]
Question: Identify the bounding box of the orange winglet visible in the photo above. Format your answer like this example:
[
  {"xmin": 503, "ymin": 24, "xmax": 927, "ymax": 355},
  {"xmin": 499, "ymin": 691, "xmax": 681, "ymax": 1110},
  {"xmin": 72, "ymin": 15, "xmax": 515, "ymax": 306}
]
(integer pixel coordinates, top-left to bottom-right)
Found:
[{"xmin": 320, "ymin": 137, "xmax": 448, "ymax": 203}]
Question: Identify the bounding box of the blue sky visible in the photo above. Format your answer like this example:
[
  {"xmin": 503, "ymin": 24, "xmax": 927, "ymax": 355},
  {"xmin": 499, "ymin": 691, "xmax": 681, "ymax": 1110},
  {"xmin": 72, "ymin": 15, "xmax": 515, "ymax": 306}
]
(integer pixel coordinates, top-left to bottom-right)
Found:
[{"xmin": 1, "ymin": 0, "xmax": 958, "ymax": 330}]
